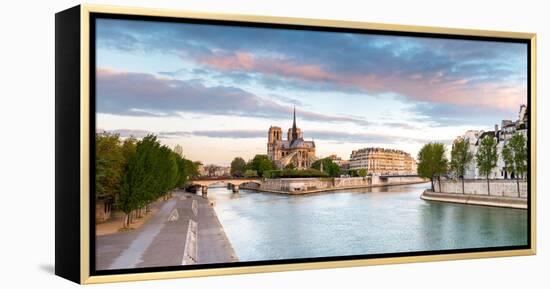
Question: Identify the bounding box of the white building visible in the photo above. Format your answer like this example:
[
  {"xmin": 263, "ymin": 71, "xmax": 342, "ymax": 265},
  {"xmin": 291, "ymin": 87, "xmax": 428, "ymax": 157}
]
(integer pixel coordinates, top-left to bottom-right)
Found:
[
  {"xmin": 458, "ymin": 104, "xmax": 528, "ymax": 180},
  {"xmin": 461, "ymin": 130, "xmax": 482, "ymax": 179}
]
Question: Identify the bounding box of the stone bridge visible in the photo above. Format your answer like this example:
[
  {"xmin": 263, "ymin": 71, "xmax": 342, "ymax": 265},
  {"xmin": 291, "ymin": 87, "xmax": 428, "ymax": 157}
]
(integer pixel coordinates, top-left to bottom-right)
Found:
[{"xmin": 188, "ymin": 178, "xmax": 262, "ymax": 194}]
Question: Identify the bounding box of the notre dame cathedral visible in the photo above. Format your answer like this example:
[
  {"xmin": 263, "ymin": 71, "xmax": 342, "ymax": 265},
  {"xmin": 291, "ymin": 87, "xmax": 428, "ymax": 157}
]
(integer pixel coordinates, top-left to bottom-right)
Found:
[{"xmin": 267, "ymin": 107, "xmax": 316, "ymax": 169}]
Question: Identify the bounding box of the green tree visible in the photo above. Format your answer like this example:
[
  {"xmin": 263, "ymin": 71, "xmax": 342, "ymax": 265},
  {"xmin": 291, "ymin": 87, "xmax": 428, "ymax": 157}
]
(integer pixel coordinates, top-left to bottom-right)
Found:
[
  {"xmin": 311, "ymin": 157, "xmax": 341, "ymax": 177},
  {"xmin": 156, "ymin": 146, "xmax": 179, "ymax": 196},
  {"xmin": 187, "ymin": 160, "xmax": 199, "ymax": 179},
  {"xmin": 119, "ymin": 135, "xmax": 163, "ymax": 227},
  {"xmin": 357, "ymin": 168, "xmax": 368, "ymax": 177},
  {"xmin": 121, "ymin": 137, "xmax": 137, "ymax": 162},
  {"xmin": 95, "ymin": 133, "xmax": 124, "ymax": 200},
  {"xmin": 230, "ymin": 157, "xmax": 246, "ymax": 177},
  {"xmin": 279, "ymin": 168, "xmax": 328, "ymax": 178},
  {"xmin": 347, "ymin": 169, "xmax": 359, "ymax": 177},
  {"xmin": 502, "ymin": 133, "xmax": 527, "ymax": 197},
  {"xmin": 450, "ymin": 137, "xmax": 473, "ymax": 194},
  {"xmin": 417, "ymin": 142, "xmax": 448, "ymax": 192},
  {"xmin": 244, "ymin": 170, "xmax": 259, "ymax": 178},
  {"xmin": 476, "ymin": 135, "xmax": 498, "ymax": 195},
  {"xmin": 248, "ymin": 154, "xmax": 275, "ymax": 177},
  {"xmin": 175, "ymin": 158, "xmax": 199, "ymax": 187}
]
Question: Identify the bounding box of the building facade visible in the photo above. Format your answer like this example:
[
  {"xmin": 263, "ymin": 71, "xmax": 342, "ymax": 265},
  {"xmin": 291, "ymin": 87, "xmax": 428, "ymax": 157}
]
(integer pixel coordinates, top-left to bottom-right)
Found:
[
  {"xmin": 267, "ymin": 108, "xmax": 316, "ymax": 169},
  {"xmin": 460, "ymin": 130, "xmax": 483, "ymax": 179},
  {"xmin": 458, "ymin": 104, "xmax": 528, "ymax": 179},
  {"xmin": 328, "ymin": 154, "xmax": 350, "ymax": 170},
  {"xmin": 349, "ymin": 147, "xmax": 416, "ymax": 175}
]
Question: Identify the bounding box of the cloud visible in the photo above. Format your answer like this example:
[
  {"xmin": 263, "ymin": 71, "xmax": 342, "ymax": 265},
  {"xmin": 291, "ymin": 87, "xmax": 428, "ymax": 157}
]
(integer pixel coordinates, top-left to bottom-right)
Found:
[
  {"xmin": 409, "ymin": 101, "xmax": 525, "ymax": 127},
  {"xmin": 96, "ymin": 18, "xmax": 528, "ymax": 114},
  {"xmin": 197, "ymin": 51, "xmax": 526, "ymax": 113},
  {"xmin": 104, "ymin": 129, "xmax": 152, "ymax": 138},
  {"xmin": 96, "ymin": 68, "xmax": 373, "ymax": 126},
  {"xmin": 105, "ymin": 128, "xmax": 442, "ymax": 145}
]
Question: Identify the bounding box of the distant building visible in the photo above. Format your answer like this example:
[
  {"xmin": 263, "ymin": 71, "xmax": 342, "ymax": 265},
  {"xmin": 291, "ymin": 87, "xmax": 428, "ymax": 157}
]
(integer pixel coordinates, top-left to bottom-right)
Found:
[
  {"xmin": 457, "ymin": 104, "xmax": 528, "ymax": 179},
  {"xmin": 267, "ymin": 107, "xmax": 316, "ymax": 169},
  {"xmin": 196, "ymin": 163, "xmax": 206, "ymax": 176},
  {"xmin": 327, "ymin": 154, "xmax": 350, "ymax": 170},
  {"xmin": 349, "ymin": 147, "xmax": 416, "ymax": 175},
  {"xmin": 213, "ymin": 166, "xmax": 231, "ymax": 177},
  {"xmin": 203, "ymin": 165, "xmax": 231, "ymax": 177}
]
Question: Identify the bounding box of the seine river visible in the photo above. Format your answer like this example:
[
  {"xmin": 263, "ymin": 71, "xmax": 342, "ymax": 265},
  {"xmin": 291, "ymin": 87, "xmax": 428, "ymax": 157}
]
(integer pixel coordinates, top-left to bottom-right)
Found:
[{"xmin": 208, "ymin": 183, "xmax": 528, "ymax": 262}]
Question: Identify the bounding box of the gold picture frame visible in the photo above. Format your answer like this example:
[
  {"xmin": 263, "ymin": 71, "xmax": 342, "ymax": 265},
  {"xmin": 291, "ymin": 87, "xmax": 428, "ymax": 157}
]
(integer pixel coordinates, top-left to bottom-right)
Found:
[{"xmin": 55, "ymin": 4, "xmax": 536, "ymax": 284}]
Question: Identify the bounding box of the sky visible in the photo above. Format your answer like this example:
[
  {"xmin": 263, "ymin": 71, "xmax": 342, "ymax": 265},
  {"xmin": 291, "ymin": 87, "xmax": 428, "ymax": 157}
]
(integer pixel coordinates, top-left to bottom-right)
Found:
[{"xmin": 95, "ymin": 18, "xmax": 528, "ymax": 166}]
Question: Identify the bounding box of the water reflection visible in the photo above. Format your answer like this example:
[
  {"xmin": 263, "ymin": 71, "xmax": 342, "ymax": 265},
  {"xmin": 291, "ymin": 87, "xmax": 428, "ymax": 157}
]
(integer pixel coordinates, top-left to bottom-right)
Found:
[{"xmin": 208, "ymin": 183, "xmax": 527, "ymax": 262}]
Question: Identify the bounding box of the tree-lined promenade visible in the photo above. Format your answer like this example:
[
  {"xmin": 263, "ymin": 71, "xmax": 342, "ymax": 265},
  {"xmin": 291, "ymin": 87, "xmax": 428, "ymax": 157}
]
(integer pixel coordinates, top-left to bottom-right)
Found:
[
  {"xmin": 417, "ymin": 132, "xmax": 527, "ymax": 197},
  {"xmin": 96, "ymin": 133, "xmax": 199, "ymax": 228}
]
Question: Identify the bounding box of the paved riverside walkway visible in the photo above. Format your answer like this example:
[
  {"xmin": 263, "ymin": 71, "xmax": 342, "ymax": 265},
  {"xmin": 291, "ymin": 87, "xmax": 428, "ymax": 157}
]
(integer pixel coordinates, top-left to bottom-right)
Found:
[{"xmin": 95, "ymin": 190, "xmax": 238, "ymax": 270}]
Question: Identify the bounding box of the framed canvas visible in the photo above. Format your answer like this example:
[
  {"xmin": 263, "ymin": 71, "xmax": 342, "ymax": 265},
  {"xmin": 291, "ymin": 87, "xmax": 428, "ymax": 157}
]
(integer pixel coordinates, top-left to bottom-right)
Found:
[{"xmin": 55, "ymin": 4, "xmax": 537, "ymax": 284}]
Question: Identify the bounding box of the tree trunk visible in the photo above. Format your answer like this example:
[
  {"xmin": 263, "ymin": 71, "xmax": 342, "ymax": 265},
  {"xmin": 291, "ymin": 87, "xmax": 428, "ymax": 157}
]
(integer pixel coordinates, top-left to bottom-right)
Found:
[
  {"xmin": 517, "ymin": 178, "xmax": 521, "ymax": 198},
  {"xmin": 430, "ymin": 178, "xmax": 434, "ymax": 192},
  {"xmin": 487, "ymin": 176, "xmax": 491, "ymax": 196},
  {"xmin": 123, "ymin": 214, "xmax": 129, "ymax": 229},
  {"xmin": 127, "ymin": 213, "xmax": 131, "ymax": 226},
  {"xmin": 462, "ymin": 178, "xmax": 465, "ymax": 194},
  {"xmin": 438, "ymin": 176, "xmax": 442, "ymax": 193}
]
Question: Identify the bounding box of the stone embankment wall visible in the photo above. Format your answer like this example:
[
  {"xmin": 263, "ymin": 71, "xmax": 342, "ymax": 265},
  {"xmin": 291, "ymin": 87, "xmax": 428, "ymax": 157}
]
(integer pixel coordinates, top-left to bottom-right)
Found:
[
  {"xmin": 241, "ymin": 176, "xmax": 427, "ymax": 194},
  {"xmin": 433, "ymin": 179, "xmax": 527, "ymax": 198}
]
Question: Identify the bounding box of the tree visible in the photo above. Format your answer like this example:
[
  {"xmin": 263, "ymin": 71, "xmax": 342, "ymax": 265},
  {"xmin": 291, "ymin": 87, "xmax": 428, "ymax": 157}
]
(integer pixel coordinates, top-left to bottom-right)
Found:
[
  {"xmin": 173, "ymin": 144, "xmax": 184, "ymax": 157},
  {"xmin": 119, "ymin": 135, "xmax": 163, "ymax": 227},
  {"xmin": 476, "ymin": 135, "xmax": 498, "ymax": 195},
  {"xmin": 95, "ymin": 133, "xmax": 124, "ymax": 200},
  {"xmin": 502, "ymin": 133, "xmax": 527, "ymax": 197},
  {"xmin": 230, "ymin": 157, "xmax": 246, "ymax": 177},
  {"xmin": 248, "ymin": 154, "xmax": 275, "ymax": 177},
  {"xmin": 156, "ymin": 146, "xmax": 179, "ymax": 196},
  {"xmin": 244, "ymin": 170, "xmax": 258, "ymax": 178},
  {"xmin": 204, "ymin": 164, "xmax": 220, "ymax": 177},
  {"xmin": 311, "ymin": 157, "xmax": 341, "ymax": 177},
  {"xmin": 121, "ymin": 137, "xmax": 137, "ymax": 162},
  {"xmin": 176, "ymin": 157, "xmax": 197, "ymax": 188},
  {"xmin": 347, "ymin": 169, "xmax": 359, "ymax": 177},
  {"xmin": 357, "ymin": 168, "xmax": 368, "ymax": 178},
  {"xmin": 417, "ymin": 143, "xmax": 448, "ymax": 192},
  {"xmin": 450, "ymin": 137, "xmax": 473, "ymax": 194}
]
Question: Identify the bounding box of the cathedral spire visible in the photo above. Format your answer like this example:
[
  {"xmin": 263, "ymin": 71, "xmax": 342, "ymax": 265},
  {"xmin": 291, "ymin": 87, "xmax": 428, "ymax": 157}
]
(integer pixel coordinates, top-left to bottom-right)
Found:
[{"xmin": 292, "ymin": 106, "xmax": 298, "ymax": 141}]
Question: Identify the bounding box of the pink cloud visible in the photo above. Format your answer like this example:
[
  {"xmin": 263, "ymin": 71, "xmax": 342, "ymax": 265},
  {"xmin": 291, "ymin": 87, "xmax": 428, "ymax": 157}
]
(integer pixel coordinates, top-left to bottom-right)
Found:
[
  {"xmin": 198, "ymin": 52, "xmax": 526, "ymax": 112},
  {"xmin": 201, "ymin": 52, "xmax": 332, "ymax": 82}
]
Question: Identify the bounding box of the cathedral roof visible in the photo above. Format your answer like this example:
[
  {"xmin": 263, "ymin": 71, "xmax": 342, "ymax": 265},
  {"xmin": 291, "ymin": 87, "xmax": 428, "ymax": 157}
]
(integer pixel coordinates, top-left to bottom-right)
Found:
[{"xmin": 282, "ymin": 138, "xmax": 315, "ymax": 149}]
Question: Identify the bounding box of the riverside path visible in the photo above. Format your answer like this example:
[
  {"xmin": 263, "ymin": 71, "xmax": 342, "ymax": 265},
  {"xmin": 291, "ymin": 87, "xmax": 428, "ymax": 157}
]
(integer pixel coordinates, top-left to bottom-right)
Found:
[{"xmin": 95, "ymin": 190, "xmax": 238, "ymax": 270}]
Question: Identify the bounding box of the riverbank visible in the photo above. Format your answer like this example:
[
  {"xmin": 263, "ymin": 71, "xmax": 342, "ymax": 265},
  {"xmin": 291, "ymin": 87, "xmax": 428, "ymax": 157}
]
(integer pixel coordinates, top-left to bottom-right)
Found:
[
  {"xmin": 245, "ymin": 180, "xmax": 429, "ymax": 194},
  {"xmin": 421, "ymin": 190, "xmax": 527, "ymax": 209},
  {"xmin": 240, "ymin": 176, "xmax": 428, "ymax": 195},
  {"xmin": 95, "ymin": 191, "xmax": 237, "ymax": 270}
]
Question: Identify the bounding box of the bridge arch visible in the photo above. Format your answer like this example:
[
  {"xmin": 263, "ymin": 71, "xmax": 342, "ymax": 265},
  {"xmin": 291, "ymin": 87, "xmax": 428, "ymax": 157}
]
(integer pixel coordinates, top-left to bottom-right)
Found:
[{"xmin": 188, "ymin": 178, "xmax": 262, "ymax": 194}]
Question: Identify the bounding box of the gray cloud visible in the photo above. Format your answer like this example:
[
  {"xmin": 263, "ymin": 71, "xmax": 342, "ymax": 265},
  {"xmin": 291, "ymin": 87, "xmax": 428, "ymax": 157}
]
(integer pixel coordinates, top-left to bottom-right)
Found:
[
  {"xmin": 105, "ymin": 128, "xmax": 446, "ymax": 145},
  {"xmin": 97, "ymin": 69, "xmax": 373, "ymax": 126},
  {"xmin": 104, "ymin": 129, "xmax": 153, "ymax": 138}
]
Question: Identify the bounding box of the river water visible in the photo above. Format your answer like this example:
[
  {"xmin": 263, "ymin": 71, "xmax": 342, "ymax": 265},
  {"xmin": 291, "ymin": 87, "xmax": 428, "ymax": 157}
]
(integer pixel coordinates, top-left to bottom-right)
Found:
[{"xmin": 207, "ymin": 183, "xmax": 527, "ymax": 262}]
